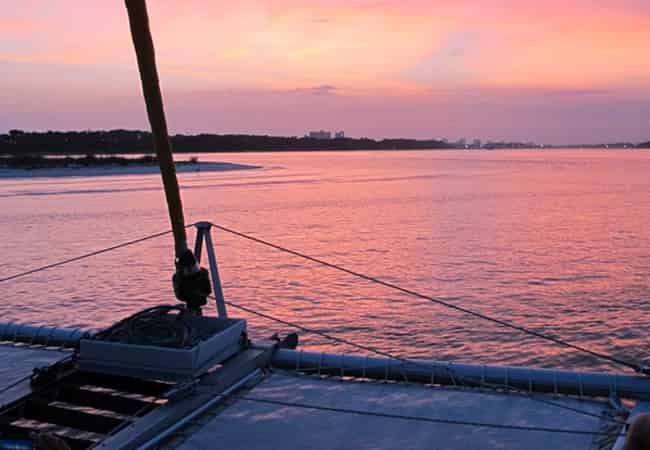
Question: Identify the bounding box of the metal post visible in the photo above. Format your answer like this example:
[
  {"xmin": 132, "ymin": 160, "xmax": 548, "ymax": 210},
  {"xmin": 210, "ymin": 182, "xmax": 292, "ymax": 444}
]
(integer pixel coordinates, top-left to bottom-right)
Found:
[
  {"xmin": 194, "ymin": 227, "xmax": 205, "ymax": 264},
  {"xmin": 195, "ymin": 222, "xmax": 228, "ymax": 318}
]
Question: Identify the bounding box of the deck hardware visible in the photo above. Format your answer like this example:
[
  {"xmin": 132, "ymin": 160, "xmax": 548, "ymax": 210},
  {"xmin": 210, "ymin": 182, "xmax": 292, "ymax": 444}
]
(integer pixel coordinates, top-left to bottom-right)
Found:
[
  {"xmin": 29, "ymin": 325, "xmax": 44, "ymax": 346},
  {"xmin": 384, "ymin": 359, "xmax": 390, "ymax": 382},
  {"xmin": 1, "ymin": 321, "xmax": 12, "ymax": 340},
  {"xmin": 608, "ymin": 393, "xmax": 624, "ymax": 413},
  {"xmin": 449, "ymin": 363, "xmax": 457, "ymax": 386},
  {"xmin": 44, "ymin": 326, "xmax": 54, "ymax": 347},
  {"xmin": 164, "ymin": 380, "xmax": 199, "ymax": 402},
  {"xmin": 12, "ymin": 323, "xmax": 23, "ymax": 342},
  {"xmin": 79, "ymin": 307, "xmax": 246, "ymax": 381},
  {"xmin": 578, "ymin": 374, "xmax": 584, "ymax": 399},
  {"xmin": 193, "ymin": 222, "xmax": 227, "ymax": 318}
]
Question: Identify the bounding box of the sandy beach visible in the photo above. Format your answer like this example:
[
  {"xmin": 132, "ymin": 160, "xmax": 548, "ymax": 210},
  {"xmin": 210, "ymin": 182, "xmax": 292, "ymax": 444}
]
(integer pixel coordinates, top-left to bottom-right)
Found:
[{"xmin": 0, "ymin": 161, "xmax": 261, "ymax": 179}]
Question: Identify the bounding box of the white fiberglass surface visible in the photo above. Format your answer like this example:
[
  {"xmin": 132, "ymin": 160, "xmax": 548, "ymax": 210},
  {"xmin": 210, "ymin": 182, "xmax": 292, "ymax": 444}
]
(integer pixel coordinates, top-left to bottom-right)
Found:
[{"xmin": 175, "ymin": 371, "xmax": 612, "ymax": 450}]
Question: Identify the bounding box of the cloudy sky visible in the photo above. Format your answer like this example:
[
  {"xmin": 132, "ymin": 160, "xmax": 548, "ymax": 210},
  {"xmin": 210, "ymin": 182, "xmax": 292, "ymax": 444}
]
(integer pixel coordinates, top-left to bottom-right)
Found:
[{"xmin": 2, "ymin": 0, "xmax": 649, "ymax": 144}]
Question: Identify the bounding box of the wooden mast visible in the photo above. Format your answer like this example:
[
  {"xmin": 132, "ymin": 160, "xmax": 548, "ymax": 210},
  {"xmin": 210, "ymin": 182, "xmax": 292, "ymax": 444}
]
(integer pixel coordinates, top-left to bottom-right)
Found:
[{"xmin": 124, "ymin": 0, "xmax": 187, "ymax": 257}]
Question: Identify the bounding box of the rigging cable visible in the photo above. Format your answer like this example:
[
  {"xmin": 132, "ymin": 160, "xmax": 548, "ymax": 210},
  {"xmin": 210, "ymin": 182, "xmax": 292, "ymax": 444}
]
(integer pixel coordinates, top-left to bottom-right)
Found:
[
  {"xmin": 208, "ymin": 222, "xmax": 645, "ymax": 373},
  {"xmin": 235, "ymin": 396, "xmax": 624, "ymax": 437},
  {"xmin": 0, "ymin": 220, "xmax": 639, "ymax": 372},
  {"xmin": 0, "ymin": 225, "xmax": 194, "ymax": 284},
  {"xmin": 220, "ymin": 298, "xmax": 626, "ymax": 426},
  {"xmin": 224, "ymin": 299, "xmax": 414, "ymax": 363}
]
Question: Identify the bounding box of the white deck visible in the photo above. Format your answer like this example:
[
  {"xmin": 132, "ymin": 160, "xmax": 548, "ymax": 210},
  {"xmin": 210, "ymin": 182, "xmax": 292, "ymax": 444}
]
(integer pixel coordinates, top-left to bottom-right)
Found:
[
  {"xmin": 0, "ymin": 344, "xmax": 625, "ymax": 449},
  {"xmin": 172, "ymin": 371, "xmax": 617, "ymax": 450},
  {"xmin": 0, "ymin": 343, "xmax": 70, "ymax": 407}
]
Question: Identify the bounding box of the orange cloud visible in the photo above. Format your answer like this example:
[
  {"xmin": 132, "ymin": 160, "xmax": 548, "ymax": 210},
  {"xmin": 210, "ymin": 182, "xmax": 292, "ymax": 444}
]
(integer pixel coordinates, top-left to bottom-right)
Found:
[
  {"xmin": 2, "ymin": 0, "xmax": 649, "ymax": 142},
  {"xmin": 3, "ymin": 1, "xmax": 648, "ymax": 95}
]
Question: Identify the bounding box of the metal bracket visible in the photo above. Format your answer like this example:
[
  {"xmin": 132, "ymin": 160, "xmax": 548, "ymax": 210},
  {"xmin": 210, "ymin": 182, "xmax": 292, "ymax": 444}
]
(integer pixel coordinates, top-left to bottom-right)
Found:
[{"xmin": 193, "ymin": 222, "xmax": 228, "ymax": 318}]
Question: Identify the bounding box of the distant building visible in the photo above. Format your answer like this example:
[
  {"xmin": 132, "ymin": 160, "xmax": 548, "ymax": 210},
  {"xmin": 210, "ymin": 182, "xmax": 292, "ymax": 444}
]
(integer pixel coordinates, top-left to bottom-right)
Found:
[
  {"xmin": 334, "ymin": 131, "xmax": 345, "ymax": 139},
  {"xmin": 471, "ymin": 139, "xmax": 482, "ymax": 148},
  {"xmin": 456, "ymin": 138, "xmax": 467, "ymax": 148},
  {"xmin": 308, "ymin": 130, "xmax": 332, "ymax": 139}
]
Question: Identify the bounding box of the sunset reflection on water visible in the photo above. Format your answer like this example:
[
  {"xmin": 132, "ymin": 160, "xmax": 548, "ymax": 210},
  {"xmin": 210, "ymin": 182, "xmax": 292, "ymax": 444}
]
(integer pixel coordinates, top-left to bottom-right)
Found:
[{"xmin": 1, "ymin": 150, "xmax": 649, "ymax": 372}]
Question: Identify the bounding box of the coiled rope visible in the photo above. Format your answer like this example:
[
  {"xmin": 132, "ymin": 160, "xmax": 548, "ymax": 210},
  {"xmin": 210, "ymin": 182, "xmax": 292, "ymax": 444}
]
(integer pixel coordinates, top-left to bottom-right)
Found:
[{"xmin": 96, "ymin": 305, "xmax": 204, "ymax": 348}]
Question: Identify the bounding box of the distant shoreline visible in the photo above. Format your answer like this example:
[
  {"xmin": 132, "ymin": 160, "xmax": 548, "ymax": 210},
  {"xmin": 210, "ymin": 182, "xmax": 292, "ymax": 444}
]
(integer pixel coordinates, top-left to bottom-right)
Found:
[
  {"xmin": 1, "ymin": 130, "xmax": 648, "ymax": 154},
  {"xmin": 0, "ymin": 130, "xmax": 454, "ymax": 155}
]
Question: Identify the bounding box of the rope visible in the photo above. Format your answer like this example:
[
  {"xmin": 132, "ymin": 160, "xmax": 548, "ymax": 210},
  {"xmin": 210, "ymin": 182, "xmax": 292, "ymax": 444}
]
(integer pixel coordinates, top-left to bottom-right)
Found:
[
  {"xmin": 223, "ymin": 299, "xmax": 412, "ymax": 363},
  {"xmin": 235, "ymin": 396, "xmax": 624, "ymax": 437},
  {"xmin": 96, "ymin": 305, "xmax": 207, "ymax": 349},
  {"xmin": 0, "ymin": 225, "xmax": 194, "ymax": 284},
  {"xmin": 209, "ymin": 222, "xmax": 643, "ymax": 373}
]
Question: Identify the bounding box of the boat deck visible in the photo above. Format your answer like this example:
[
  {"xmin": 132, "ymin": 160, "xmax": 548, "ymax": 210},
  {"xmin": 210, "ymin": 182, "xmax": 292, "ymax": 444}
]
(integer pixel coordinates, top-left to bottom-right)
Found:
[
  {"xmin": 0, "ymin": 343, "xmax": 628, "ymax": 450},
  {"xmin": 0, "ymin": 343, "xmax": 71, "ymax": 408},
  {"xmin": 0, "ymin": 343, "xmax": 173, "ymax": 450},
  {"xmin": 164, "ymin": 370, "xmax": 618, "ymax": 450}
]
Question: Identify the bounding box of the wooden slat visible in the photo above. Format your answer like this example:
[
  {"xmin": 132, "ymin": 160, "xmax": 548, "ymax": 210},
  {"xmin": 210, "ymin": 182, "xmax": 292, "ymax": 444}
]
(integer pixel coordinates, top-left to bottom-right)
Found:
[
  {"xmin": 58, "ymin": 385, "xmax": 154, "ymax": 416},
  {"xmin": 98, "ymin": 346, "xmax": 274, "ymax": 450},
  {"xmin": 0, "ymin": 423, "xmax": 96, "ymax": 450},
  {"xmin": 23, "ymin": 400, "xmax": 125, "ymax": 434},
  {"xmin": 65, "ymin": 371, "xmax": 172, "ymax": 397}
]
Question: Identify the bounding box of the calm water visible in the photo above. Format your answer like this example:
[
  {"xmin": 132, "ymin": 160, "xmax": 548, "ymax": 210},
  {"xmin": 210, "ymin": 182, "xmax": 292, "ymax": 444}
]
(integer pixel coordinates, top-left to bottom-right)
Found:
[{"xmin": 1, "ymin": 150, "xmax": 649, "ymax": 372}]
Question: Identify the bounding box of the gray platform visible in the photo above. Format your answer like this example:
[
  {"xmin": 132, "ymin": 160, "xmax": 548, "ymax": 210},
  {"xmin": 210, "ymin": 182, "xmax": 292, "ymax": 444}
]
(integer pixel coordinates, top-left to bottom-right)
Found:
[
  {"xmin": 171, "ymin": 371, "xmax": 616, "ymax": 450},
  {"xmin": 79, "ymin": 316, "xmax": 246, "ymax": 381}
]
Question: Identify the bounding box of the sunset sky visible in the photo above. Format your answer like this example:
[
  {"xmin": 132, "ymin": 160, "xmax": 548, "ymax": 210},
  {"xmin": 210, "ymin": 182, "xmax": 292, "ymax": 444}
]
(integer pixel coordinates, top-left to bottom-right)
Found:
[{"xmin": 2, "ymin": 0, "xmax": 649, "ymax": 144}]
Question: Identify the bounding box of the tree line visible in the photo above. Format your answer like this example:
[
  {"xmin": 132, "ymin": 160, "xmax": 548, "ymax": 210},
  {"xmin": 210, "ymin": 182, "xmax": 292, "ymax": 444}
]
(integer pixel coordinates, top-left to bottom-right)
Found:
[{"xmin": 0, "ymin": 129, "xmax": 454, "ymax": 155}]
